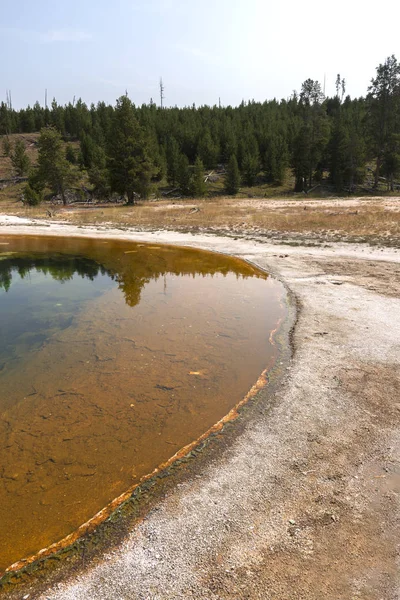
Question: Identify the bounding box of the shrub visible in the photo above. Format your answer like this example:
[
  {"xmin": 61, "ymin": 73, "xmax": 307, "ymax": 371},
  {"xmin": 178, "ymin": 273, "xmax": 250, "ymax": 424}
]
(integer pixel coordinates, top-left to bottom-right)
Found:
[{"xmin": 23, "ymin": 184, "xmax": 42, "ymax": 206}]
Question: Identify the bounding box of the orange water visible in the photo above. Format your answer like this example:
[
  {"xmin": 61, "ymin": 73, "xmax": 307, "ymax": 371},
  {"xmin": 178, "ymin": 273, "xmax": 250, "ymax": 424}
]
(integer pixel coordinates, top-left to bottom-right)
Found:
[{"xmin": 0, "ymin": 235, "xmax": 286, "ymax": 571}]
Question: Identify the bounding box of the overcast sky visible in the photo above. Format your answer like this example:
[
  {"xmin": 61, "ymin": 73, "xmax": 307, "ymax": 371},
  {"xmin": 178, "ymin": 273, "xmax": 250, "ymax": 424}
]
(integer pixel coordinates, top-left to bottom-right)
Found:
[{"xmin": 1, "ymin": 0, "xmax": 400, "ymax": 109}]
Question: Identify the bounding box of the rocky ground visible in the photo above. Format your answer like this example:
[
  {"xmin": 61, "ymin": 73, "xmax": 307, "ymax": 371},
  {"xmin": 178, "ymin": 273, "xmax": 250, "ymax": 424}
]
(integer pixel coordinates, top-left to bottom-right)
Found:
[{"xmin": 0, "ymin": 216, "xmax": 399, "ymax": 599}]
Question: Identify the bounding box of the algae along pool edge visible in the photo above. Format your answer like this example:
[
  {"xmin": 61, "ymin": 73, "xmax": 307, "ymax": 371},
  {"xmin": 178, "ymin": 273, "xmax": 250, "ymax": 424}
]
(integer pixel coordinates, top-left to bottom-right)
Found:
[{"xmin": 0, "ymin": 234, "xmax": 287, "ymax": 574}]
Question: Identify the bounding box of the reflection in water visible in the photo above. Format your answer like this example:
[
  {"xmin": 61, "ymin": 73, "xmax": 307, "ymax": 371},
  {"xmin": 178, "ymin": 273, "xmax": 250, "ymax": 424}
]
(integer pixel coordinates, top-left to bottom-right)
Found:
[
  {"xmin": 0, "ymin": 235, "xmax": 286, "ymax": 573},
  {"xmin": 0, "ymin": 255, "xmax": 114, "ymax": 376},
  {"xmin": 0, "ymin": 255, "xmax": 109, "ymax": 292}
]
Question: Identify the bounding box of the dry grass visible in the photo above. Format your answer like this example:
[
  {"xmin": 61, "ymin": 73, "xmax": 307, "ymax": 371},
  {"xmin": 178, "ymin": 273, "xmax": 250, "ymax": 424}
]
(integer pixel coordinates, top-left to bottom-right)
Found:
[{"xmin": 2, "ymin": 196, "xmax": 400, "ymax": 244}]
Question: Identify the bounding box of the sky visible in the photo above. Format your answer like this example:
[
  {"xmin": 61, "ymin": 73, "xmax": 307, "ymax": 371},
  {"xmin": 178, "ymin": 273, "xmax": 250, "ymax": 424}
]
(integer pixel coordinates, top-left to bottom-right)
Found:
[{"xmin": 1, "ymin": 0, "xmax": 400, "ymax": 109}]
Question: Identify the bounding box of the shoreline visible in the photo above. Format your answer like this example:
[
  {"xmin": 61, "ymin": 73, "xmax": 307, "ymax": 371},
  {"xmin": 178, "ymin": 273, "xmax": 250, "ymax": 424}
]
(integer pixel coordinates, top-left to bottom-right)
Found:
[{"xmin": 1, "ymin": 217, "xmax": 399, "ymax": 599}]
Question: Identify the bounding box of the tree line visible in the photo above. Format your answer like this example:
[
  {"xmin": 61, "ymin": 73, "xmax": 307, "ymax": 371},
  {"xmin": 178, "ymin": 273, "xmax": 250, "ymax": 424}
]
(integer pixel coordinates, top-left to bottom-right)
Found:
[{"xmin": 1, "ymin": 55, "xmax": 400, "ymax": 203}]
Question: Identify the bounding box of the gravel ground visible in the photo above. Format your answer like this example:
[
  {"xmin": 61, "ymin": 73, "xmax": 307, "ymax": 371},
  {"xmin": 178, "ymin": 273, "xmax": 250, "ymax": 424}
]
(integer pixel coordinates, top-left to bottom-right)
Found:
[{"xmin": 1, "ymin": 218, "xmax": 399, "ymax": 600}]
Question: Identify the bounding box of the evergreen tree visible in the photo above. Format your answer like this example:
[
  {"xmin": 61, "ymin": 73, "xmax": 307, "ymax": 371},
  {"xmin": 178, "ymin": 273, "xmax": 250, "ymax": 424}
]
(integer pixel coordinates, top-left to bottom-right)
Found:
[
  {"xmin": 328, "ymin": 87, "xmax": 348, "ymax": 192},
  {"xmin": 166, "ymin": 137, "xmax": 181, "ymax": 186},
  {"xmin": 0, "ymin": 102, "xmax": 11, "ymax": 135},
  {"xmin": 329, "ymin": 117, "xmax": 349, "ymax": 191},
  {"xmin": 147, "ymin": 129, "xmax": 165, "ymax": 182},
  {"xmin": 368, "ymin": 56, "xmax": 400, "ymax": 188},
  {"xmin": 242, "ymin": 151, "xmax": 259, "ymax": 186},
  {"xmin": 190, "ymin": 156, "xmax": 207, "ymax": 197},
  {"xmin": 177, "ymin": 153, "xmax": 191, "ymax": 195},
  {"xmin": 33, "ymin": 101, "xmax": 45, "ymax": 130},
  {"xmin": 346, "ymin": 124, "xmax": 366, "ymax": 190},
  {"xmin": 263, "ymin": 138, "xmax": 277, "ymax": 183},
  {"xmin": 107, "ymin": 96, "xmax": 155, "ymax": 203},
  {"xmin": 197, "ymin": 129, "xmax": 219, "ymax": 169},
  {"xmin": 65, "ymin": 144, "xmax": 77, "ymax": 164},
  {"xmin": 382, "ymin": 134, "xmax": 400, "ymax": 190},
  {"xmin": 221, "ymin": 121, "xmax": 237, "ymax": 161},
  {"xmin": 19, "ymin": 108, "xmax": 35, "ymax": 133},
  {"xmin": 10, "ymin": 140, "xmax": 30, "ymax": 176},
  {"xmin": 275, "ymin": 137, "xmax": 289, "ymax": 184},
  {"xmin": 88, "ymin": 145, "xmax": 111, "ymax": 198},
  {"xmin": 293, "ymin": 79, "xmax": 329, "ymax": 191},
  {"xmin": 237, "ymin": 131, "xmax": 260, "ymax": 187},
  {"xmin": 328, "ymin": 100, "xmax": 366, "ymax": 193},
  {"xmin": 225, "ymin": 154, "xmax": 240, "ymax": 194},
  {"xmin": 35, "ymin": 126, "xmax": 77, "ymax": 205},
  {"xmin": 50, "ymin": 99, "xmax": 65, "ymax": 134},
  {"xmin": 2, "ymin": 136, "xmax": 11, "ymax": 157},
  {"xmin": 73, "ymin": 99, "xmax": 92, "ymax": 138},
  {"xmin": 292, "ymin": 124, "xmax": 311, "ymax": 191},
  {"xmin": 153, "ymin": 145, "xmax": 167, "ymax": 182},
  {"xmin": 80, "ymin": 133, "xmax": 95, "ymax": 169},
  {"xmin": 92, "ymin": 121, "xmax": 106, "ymax": 147},
  {"xmin": 264, "ymin": 135, "xmax": 288, "ymax": 184},
  {"xmin": 300, "ymin": 78, "xmax": 325, "ymax": 105}
]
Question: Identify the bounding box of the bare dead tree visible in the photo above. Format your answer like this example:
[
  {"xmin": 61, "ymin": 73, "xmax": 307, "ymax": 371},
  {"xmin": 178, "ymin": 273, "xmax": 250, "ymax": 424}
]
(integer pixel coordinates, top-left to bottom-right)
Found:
[
  {"xmin": 159, "ymin": 77, "xmax": 165, "ymax": 109},
  {"xmin": 6, "ymin": 90, "xmax": 12, "ymax": 110}
]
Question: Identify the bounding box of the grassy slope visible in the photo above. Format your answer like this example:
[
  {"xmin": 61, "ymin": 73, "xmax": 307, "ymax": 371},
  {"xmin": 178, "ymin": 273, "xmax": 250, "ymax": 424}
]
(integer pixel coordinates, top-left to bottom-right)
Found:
[
  {"xmin": 0, "ymin": 133, "xmax": 81, "ymax": 206},
  {"xmin": 0, "ymin": 133, "xmax": 40, "ymax": 179}
]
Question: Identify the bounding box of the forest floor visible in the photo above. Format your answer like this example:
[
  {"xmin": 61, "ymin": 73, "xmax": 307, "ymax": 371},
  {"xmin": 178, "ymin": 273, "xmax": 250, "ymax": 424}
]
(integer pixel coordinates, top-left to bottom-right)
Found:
[{"xmin": 0, "ymin": 207, "xmax": 399, "ymax": 599}]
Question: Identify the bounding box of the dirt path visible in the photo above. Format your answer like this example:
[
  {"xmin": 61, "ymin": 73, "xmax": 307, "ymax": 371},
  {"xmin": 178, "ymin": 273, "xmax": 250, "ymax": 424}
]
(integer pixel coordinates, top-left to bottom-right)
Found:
[{"xmin": 1, "ymin": 218, "xmax": 399, "ymax": 599}]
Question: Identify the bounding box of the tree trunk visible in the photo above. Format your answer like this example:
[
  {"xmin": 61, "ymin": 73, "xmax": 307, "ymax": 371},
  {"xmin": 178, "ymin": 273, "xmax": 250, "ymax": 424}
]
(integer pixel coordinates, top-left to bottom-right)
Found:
[
  {"xmin": 60, "ymin": 185, "xmax": 67, "ymax": 206},
  {"xmin": 126, "ymin": 191, "xmax": 135, "ymax": 205},
  {"xmin": 374, "ymin": 155, "xmax": 381, "ymax": 188},
  {"xmin": 294, "ymin": 176, "xmax": 304, "ymax": 192}
]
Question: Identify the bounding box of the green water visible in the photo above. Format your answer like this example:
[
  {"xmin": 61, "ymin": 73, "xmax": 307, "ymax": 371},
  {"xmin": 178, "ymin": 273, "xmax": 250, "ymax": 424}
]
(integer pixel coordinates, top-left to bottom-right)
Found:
[{"xmin": 0, "ymin": 254, "xmax": 114, "ymax": 379}]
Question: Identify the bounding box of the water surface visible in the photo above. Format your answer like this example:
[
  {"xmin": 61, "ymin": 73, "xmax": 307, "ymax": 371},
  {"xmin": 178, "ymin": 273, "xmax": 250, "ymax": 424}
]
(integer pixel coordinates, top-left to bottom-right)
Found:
[{"xmin": 0, "ymin": 235, "xmax": 286, "ymax": 572}]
